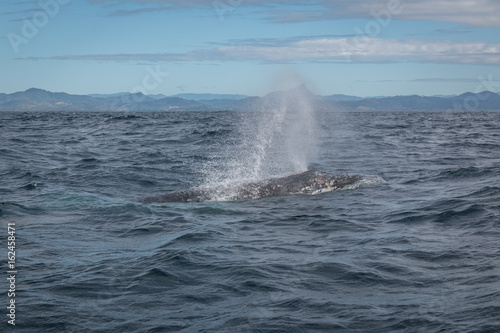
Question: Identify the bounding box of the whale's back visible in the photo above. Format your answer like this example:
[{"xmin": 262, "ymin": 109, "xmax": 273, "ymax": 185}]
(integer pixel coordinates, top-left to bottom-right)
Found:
[{"xmin": 137, "ymin": 170, "xmax": 367, "ymax": 203}]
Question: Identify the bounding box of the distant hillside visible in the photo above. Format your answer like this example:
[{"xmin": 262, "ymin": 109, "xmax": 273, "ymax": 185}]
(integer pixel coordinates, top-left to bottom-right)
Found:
[
  {"xmin": 1, "ymin": 88, "xmax": 499, "ymax": 111},
  {"xmin": 0, "ymin": 88, "xmax": 213, "ymax": 111},
  {"xmin": 172, "ymin": 93, "xmax": 249, "ymax": 101},
  {"xmin": 320, "ymin": 94, "xmax": 364, "ymax": 101},
  {"xmin": 332, "ymin": 92, "xmax": 500, "ymax": 111},
  {"xmin": 88, "ymin": 92, "xmax": 129, "ymax": 98}
]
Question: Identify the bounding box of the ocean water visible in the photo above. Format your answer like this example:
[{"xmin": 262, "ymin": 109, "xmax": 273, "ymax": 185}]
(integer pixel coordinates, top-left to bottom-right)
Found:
[{"xmin": 1, "ymin": 110, "xmax": 499, "ymax": 332}]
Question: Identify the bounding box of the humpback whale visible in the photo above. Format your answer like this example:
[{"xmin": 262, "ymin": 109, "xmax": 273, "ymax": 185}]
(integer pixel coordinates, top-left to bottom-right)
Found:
[{"xmin": 137, "ymin": 170, "xmax": 369, "ymax": 203}]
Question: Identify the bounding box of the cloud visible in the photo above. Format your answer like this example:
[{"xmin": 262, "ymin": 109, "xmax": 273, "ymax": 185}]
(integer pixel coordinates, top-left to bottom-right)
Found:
[
  {"xmin": 87, "ymin": 0, "xmax": 500, "ymax": 27},
  {"xmin": 317, "ymin": 0, "xmax": 500, "ymax": 27},
  {"xmin": 360, "ymin": 78, "xmax": 486, "ymax": 83},
  {"xmin": 1, "ymin": 1, "xmax": 47, "ymax": 21},
  {"xmin": 87, "ymin": 0, "xmax": 297, "ymax": 7},
  {"xmin": 19, "ymin": 37, "xmax": 500, "ymax": 65},
  {"xmin": 432, "ymin": 28, "xmax": 472, "ymax": 35},
  {"xmin": 411, "ymin": 78, "xmax": 481, "ymax": 83},
  {"xmin": 2, "ymin": 8, "xmax": 45, "ymax": 15},
  {"xmin": 214, "ymin": 34, "xmax": 358, "ymax": 47},
  {"xmin": 107, "ymin": 6, "xmax": 171, "ymax": 16}
]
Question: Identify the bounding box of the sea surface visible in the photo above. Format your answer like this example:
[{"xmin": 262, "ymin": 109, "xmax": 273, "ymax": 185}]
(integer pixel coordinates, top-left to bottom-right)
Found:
[{"xmin": 1, "ymin": 110, "xmax": 499, "ymax": 332}]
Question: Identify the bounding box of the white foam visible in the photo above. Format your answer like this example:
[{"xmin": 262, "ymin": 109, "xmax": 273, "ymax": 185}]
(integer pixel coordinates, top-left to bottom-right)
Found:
[{"xmin": 342, "ymin": 175, "xmax": 386, "ymax": 190}]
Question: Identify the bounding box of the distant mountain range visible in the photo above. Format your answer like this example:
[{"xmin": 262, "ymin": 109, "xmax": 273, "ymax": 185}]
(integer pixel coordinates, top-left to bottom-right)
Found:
[
  {"xmin": 88, "ymin": 92, "xmax": 250, "ymax": 101},
  {"xmin": 1, "ymin": 87, "xmax": 499, "ymax": 111}
]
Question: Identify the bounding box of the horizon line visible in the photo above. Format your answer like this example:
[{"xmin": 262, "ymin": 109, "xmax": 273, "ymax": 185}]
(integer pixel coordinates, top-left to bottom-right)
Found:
[{"xmin": 3, "ymin": 87, "xmax": 500, "ymax": 99}]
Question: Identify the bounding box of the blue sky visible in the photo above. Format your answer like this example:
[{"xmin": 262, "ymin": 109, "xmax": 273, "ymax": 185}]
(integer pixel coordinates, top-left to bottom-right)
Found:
[{"xmin": 1, "ymin": 0, "xmax": 500, "ymax": 97}]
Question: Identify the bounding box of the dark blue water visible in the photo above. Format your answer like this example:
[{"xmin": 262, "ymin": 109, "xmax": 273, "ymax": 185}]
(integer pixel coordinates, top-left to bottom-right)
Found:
[{"xmin": 1, "ymin": 110, "xmax": 499, "ymax": 332}]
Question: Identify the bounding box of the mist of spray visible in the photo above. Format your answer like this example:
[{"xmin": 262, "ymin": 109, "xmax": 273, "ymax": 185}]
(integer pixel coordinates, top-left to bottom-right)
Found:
[
  {"xmin": 204, "ymin": 78, "xmax": 318, "ymax": 189},
  {"xmin": 245, "ymin": 85, "xmax": 317, "ymax": 178}
]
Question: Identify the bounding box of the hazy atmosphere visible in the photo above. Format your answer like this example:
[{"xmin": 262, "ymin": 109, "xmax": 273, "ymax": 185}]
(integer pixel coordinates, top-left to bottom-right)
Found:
[{"xmin": 2, "ymin": 0, "xmax": 500, "ymax": 96}]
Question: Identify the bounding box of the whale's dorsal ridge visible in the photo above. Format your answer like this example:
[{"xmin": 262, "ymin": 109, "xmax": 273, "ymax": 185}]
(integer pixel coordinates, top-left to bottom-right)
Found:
[{"xmin": 137, "ymin": 170, "xmax": 366, "ymax": 203}]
